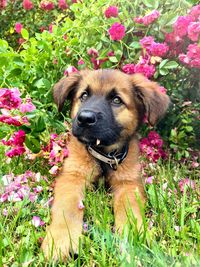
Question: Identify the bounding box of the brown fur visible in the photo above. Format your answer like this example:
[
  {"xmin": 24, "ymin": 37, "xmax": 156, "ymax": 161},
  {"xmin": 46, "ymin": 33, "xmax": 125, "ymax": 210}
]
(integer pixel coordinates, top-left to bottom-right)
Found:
[{"xmin": 42, "ymin": 69, "xmax": 169, "ymax": 260}]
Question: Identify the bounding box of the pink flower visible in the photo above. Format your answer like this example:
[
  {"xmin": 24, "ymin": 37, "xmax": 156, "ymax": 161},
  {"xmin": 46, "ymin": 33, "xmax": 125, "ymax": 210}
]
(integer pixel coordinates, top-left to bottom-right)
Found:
[
  {"xmin": 78, "ymin": 200, "xmax": 85, "ymax": 210},
  {"xmin": 145, "ymin": 176, "xmax": 154, "ymax": 184},
  {"xmin": 107, "ymin": 51, "xmax": 115, "ymax": 57},
  {"xmin": 3, "ymin": 208, "xmax": 8, "ymax": 216},
  {"xmin": 191, "ymin": 161, "xmax": 199, "ymax": 168},
  {"xmin": 134, "ymin": 62, "xmax": 155, "ymax": 78},
  {"xmin": 140, "ymin": 131, "xmax": 167, "ymax": 162},
  {"xmin": 5, "ymin": 146, "xmax": 25, "ymax": 157},
  {"xmin": 32, "ymin": 216, "xmax": 45, "ymax": 227},
  {"xmin": 149, "ymin": 42, "xmax": 169, "ymax": 57},
  {"xmin": 0, "ymin": 88, "xmax": 21, "ymax": 110},
  {"xmin": 0, "ymin": 115, "xmax": 24, "ymax": 126},
  {"xmin": 122, "ymin": 64, "xmax": 135, "ymax": 74},
  {"xmin": 0, "ymin": 0, "xmax": 7, "ymax": 9},
  {"xmin": 15, "ymin": 23, "xmax": 23, "ymax": 34},
  {"xmin": 108, "ymin": 22, "xmax": 125, "ymax": 41},
  {"xmin": 179, "ymin": 54, "xmax": 190, "ymax": 64},
  {"xmin": 2, "ymin": 129, "xmax": 26, "ymax": 146},
  {"xmin": 189, "ymin": 5, "xmax": 200, "ymax": 21},
  {"xmin": 187, "ymin": 22, "xmax": 200, "ymax": 42},
  {"xmin": 40, "ymin": 1, "xmax": 54, "ymax": 11},
  {"xmin": 134, "ymin": 10, "xmax": 160, "ymax": 26},
  {"xmin": 58, "ymin": 0, "xmax": 68, "ymax": 9},
  {"xmin": 104, "ymin": 6, "xmax": 118, "ymax": 18},
  {"xmin": 178, "ymin": 178, "xmax": 195, "ymax": 193},
  {"xmin": 49, "ymin": 24, "xmax": 53, "ymax": 33},
  {"xmin": 159, "ymin": 86, "xmax": 167, "ymax": 94},
  {"xmin": 64, "ymin": 66, "xmax": 78, "ymax": 76},
  {"xmin": 173, "ymin": 16, "xmax": 193, "ymax": 38},
  {"xmin": 49, "ymin": 165, "xmax": 59, "ymax": 175},
  {"xmin": 87, "ymin": 48, "xmax": 99, "ymax": 58},
  {"xmin": 179, "ymin": 43, "xmax": 200, "ymax": 69},
  {"xmin": 83, "ymin": 223, "xmax": 88, "ymax": 232},
  {"xmin": 19, "ymin": 98, "xmax": 36, "ymax": 113},
  {"xmin": 23, "ymin": 0, "xmax": 34, "ymax": 10},
  {"xmin": 165, "ymin": 31, "xmax": 182, "ymax": 44},
  {"xmin": 140, "ymin": 36, "xmax": 154, "ymax": 49},
  {"xmin": 78, "ymin": 59, "xmax": 85, "ymax": 65}
]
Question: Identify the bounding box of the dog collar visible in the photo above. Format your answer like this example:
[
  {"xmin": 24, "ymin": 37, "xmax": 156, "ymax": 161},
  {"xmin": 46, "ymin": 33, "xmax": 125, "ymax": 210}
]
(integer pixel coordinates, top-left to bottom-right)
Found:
[{"xmin": 87, "ymin": 144, "xmax": 128, "ymax": 170}]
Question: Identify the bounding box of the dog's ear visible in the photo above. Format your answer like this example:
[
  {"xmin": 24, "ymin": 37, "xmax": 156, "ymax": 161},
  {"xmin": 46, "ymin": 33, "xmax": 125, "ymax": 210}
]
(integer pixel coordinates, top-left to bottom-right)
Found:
[
  {"xmin": 131, "ymin": 74, "xmax": 170, "ymax": 126},
  {"xmin": 53, "ymin": 73, "xmax": 81, "ymax": 112}
]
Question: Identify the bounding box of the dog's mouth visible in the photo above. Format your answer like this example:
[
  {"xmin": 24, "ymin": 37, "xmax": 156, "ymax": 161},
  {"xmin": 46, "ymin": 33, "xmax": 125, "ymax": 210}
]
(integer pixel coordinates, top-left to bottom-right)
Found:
[{"xmin": 76, "ymin": 135, "xmax": 103, "ymax": 147}]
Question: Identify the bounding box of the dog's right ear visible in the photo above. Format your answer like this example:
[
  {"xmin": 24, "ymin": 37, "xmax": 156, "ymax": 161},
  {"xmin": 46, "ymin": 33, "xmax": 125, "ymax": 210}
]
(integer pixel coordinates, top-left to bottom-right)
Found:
[{"xmin": 53, "ymin": 73, "xmax": 81, "ymax": 112}]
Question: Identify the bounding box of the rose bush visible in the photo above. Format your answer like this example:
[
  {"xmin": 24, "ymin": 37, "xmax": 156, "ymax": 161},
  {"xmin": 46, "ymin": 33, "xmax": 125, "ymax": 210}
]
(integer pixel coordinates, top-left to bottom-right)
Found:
[{"xmin": 0, "ymin": 0, "xmax": 199, "ymax": 164}]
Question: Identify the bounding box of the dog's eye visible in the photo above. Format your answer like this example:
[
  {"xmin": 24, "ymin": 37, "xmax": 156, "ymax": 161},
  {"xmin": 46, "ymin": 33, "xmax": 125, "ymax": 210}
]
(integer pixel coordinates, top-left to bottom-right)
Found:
[
  {"xmin": 80, "ymin": 91, "xmax": 88, "ymax": 102},
  {"xmin": 112, "ymin": 96, "xmax": 123, "ymax": 106}
]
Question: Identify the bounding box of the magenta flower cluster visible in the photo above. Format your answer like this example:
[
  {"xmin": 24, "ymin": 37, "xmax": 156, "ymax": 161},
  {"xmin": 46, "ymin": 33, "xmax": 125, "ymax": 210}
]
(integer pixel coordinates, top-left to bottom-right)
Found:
[
  {"xmin": 2, "ymin": 129, "xmax": 26, "ymax": 158},
  {"xmin": 0, "ymin": 171, "xmax": 46, "ymax": 203},
  {"xmin": 41, "ymin": 133, "xmax": 69, "ymax": 175},
  {"xmin": 140, "ymin": 131, "xmax": 167, "ymax": 162},
  {"xmin": 0, "ymin": 88, "xmax": 36, "ymax": 156},
  {"xmin": 104, "ymin": 6, "xmax": 118, "ymax": 18},
  {"xmin": 165, "ymin": 4, "xmax": 200, "ymax": 68},
  {"xmin": 134, "ymin": 10, "xmax": 160, "ymax": 26},
  {"xmin": 108, "ymin": 22, "xmax": 126, "ymax": 41},
  {"xmin": 140, "ymin": 36, "xmax": 169, "ymax": 57}
]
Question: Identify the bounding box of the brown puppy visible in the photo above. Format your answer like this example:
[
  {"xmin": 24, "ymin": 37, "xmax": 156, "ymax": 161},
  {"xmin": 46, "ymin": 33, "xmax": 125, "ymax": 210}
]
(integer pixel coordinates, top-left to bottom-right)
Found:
[{"xmin": 41, "ymin": 69, "xmax": 169, "ymax": 260}]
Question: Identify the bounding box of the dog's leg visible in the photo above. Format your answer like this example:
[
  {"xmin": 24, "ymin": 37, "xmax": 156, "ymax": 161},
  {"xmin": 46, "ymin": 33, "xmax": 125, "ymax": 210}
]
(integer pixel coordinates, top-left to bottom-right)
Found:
[
  {"xmin": 42, "ymin": 138, "xmax": 99, "ymax": 260},
  {"xmin": 111, "ymin": 179, "xmax": 145, "ymax": 233}
]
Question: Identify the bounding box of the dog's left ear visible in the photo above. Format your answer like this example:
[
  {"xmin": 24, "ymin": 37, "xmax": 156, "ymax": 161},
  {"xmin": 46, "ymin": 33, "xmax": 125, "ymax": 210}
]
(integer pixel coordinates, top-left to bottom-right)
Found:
[
  {"xmin": 53, "ymin": 73, "xmax": 81, "ymax": 112},
  {"xmin": 131, "ymin": 74, "xmax": 170, "ymax": 126}
]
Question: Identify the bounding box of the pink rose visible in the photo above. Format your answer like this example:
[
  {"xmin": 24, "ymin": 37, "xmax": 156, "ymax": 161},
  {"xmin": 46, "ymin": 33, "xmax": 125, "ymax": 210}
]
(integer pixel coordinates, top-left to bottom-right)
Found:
[
  {"xmin": 15, "ymin": 23, "xmax": 23, "ymax": 34},
  {"xmin": 19, "ymin": 98, "xmax": 36, "ymax": 113},
  {"xmin": 0, "ymin": 88, "xmax": 21, "ymax": 110},
  {"xmin": 173, "ymin": 16, "xmax": 193, "ymax": 38},
  {"xmin": 108, "ymin": 22, "xmax": 125, "ymax": 41},
  {"xmin": 140, "ymin": 36, "xmax": 154, "ymax": 49},
  {"xmin": 134, "ymin": 62, "xmax": 155, "ymax": 78},
  {"xmin": 134, "ymin": 10, "xmax": 160, "ymax": 26},
  {"xmin": 0, "ymin": 0, "xmax": 7, "ymax": 9},
  {"xmin": 189, "ymin": 4, "xmax": 200, "ymax": 21},
  {"xmin": 40, "ymin": 1, "xmax": 54, "ymax": 11},
  {"xmin": 58, "ymin": 0, "xmax": 68, "ymax": 10},
  {"xmin": 104, "ymin": 6, "xmax": 118, "ymax": 18},
  {"xmin": 23, "ymin": 0, "xmax": 34, "ymax": 10},
  {"xmin": 64, "ymin": 66, "xmax": 78, "ymax": 76},
  {"xmin": 122, "ymin": 64, "xmax": 135, "ymax": 74},
  {"xmin": 187, "ymin": 22, "xmax": 200, "ymax": 42},
  {"xmin": 150, "ymin": 42, "xmax": 169, "ymax": 57}
]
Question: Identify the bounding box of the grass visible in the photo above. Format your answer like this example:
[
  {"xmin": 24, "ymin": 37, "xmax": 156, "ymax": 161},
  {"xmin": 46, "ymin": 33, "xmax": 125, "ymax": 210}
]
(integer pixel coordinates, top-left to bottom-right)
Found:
[{"xmin": 0, "ymin": 157, "xmax": 199, "ymax": 266}]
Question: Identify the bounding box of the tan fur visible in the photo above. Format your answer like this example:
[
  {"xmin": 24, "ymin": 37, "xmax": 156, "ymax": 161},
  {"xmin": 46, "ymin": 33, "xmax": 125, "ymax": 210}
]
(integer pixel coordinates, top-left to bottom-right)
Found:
[{"xmin": 42, "ymin": 69, "xmax": 169, "ymax": 260}]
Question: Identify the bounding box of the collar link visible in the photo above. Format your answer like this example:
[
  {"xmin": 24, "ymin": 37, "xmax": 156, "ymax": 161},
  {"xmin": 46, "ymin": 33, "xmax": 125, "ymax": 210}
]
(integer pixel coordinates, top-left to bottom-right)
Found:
[{"xmin": 87, "ymin": 144, "xmax": 129, "ymax": 170}]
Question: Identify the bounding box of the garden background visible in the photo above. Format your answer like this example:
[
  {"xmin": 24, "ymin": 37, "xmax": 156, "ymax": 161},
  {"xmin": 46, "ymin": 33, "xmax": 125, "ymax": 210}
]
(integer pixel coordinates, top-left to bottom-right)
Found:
[{"xmin": 0, "ymin": 0, "xmax": 199, "ymax": 266}]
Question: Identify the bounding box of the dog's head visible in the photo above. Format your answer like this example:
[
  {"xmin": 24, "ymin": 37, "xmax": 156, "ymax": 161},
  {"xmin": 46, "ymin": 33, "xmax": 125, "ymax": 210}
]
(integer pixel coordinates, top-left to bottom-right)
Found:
[{"xmin": 54, "ymin": 69, "xmax": 170, "ymax": 149}]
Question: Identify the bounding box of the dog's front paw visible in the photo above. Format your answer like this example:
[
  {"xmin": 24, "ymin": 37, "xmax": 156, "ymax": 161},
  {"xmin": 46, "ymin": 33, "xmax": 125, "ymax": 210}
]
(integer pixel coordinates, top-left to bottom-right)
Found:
[{"xmin": 41, "ymin": 229, "xmax": 79, "ymax": 261}]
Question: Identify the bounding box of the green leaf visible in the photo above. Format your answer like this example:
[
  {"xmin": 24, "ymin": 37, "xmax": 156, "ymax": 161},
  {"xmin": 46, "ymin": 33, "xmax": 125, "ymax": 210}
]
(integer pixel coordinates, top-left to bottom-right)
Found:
[
  {"xmin": 159, "ymin": 68, "xmax": 169, "ymax": 76},
  {"xmin": 159, "ymin": 59, "xmax": 168, "ymax": 69},
  {"xmin": 25, "ymin": 136, "xmax": 41, "ymax": 153},
  {"xmin": 109, "ymin": 56, "xmax": 118, "ymax": 63},
  {"xmin": 143, "ymin": 0, "xmax": 159, "ymax": 9},
  {"xmin": 129, "ymin": 41, "xmax": 141, "ymax": 49},
  {"xmin": 34, "ymin": 116, "xmax": 46, "ymax": 133},
  {"xmin": 159, "ymin": 13, "xmax": 179, "ymax": 27},
  {"xmin": 21, "ymin": 29, "xmax": 29, "ymax": 40},
  {"xmin": 164, "ymin": 61, "xmax": 179, "ymax": 69}
]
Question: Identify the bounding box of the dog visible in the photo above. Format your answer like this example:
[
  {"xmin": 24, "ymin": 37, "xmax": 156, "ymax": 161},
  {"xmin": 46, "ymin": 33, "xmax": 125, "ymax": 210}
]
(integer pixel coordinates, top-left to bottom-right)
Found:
[{"xmin": 41, "ymin": 69, "xmax": 170, "ymax": 260}]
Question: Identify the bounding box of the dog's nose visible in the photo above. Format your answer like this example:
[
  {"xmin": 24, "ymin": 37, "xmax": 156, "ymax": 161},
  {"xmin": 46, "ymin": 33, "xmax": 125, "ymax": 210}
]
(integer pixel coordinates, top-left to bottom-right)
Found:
[{"xmin": 77, "ymin": 110, "xmax": 97, "ymax": 126}]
